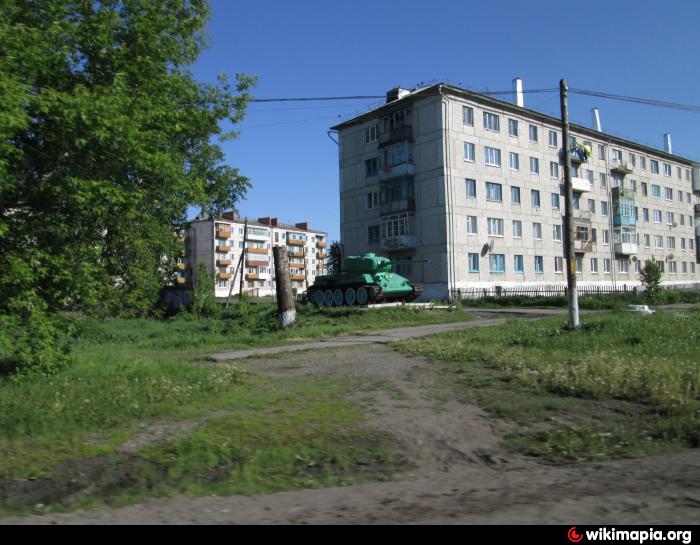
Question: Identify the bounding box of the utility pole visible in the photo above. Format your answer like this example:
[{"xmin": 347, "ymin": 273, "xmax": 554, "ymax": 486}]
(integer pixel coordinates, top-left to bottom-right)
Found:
[
  {"xmin": 239, "ymin": 218, "xmax": 248, "ymax": 300},
  {"xmin": 560, "ymin": 79, "xmax": 580, "ymax": 328}
]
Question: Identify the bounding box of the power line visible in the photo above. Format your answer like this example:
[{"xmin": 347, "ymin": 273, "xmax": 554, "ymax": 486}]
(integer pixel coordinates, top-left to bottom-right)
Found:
[
  {"xmin": 250, "ymin": 95, "xmax": 383, "ymax": 103},
  {"xmin": 570, "ymin": 88, "xmax": 700, "ymax": 113}
]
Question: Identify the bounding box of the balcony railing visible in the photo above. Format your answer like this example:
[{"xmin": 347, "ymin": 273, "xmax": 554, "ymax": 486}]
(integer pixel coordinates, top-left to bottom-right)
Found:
[
  {"xmin": 216, "ymin": 259, "xmax": 231, "ymax": 267},
  {"xmin": 246, "ymin": 259, "xmax": 268, "ymax": 267},
  {"xmin": 216, "ymin": 245, "xmax": 231, "ymax": 253},
  {"xmin": 217, "ymin": 271, "xmax": 232, "ymax": 280},
  {"xmin": 290, "ymin": 274, "xmax": 305, "ymax": 282},
  {"xmin": 175, "ymin": 262, "xmax": 186, "ymax": 271},
  {"xmin": 614, "ymin": 242, "xmax": 638, "ymax": 255},
  {"xmin": 381, "ymin": 235, "xmax": 416, "ymax": 251},
  {"xmin": 316, "ymin": 252, "xmax": 327, "ymax": 260},
  {"xmin": 288, "ymin": 238, "xmax": 305, "ymax": 247},
  {"xmin": 247, "ymin": 247, "xmax": 268, "ymax": 255},
  {"xmin": 378, "ymin": 125, "xmax": 413, "ymax": 148},
  {"xmin": 570, "ymin": 177, "xmax": 592, "ymax": 193},
  {"xmin": 245, "ymin": 273, "xmax": 259, "ymax": 280},
  {"xmin": 176, "ymin": 277, "xmax": 187, "ymax": 285},
  {"xmin": 216, "ymin": 230, "xmax": 231, "ymax": 239},
  {"xmin": 378, "ymin": 162, "xmax": 415, "ymax": 180},
  {"xmin": 380, "ymin": 197, "xmax": 416, "ymax": 215},
  {"xmin": 316, "ymin": 241, "xmax": 327, "ymax": 249},
  {"xmin": 574, "ymin": 240, "xmax": 594, "ymax": 253},
  {"xmin": 611, "ymin": 159, "xmax": 633, "ymax": 174}
]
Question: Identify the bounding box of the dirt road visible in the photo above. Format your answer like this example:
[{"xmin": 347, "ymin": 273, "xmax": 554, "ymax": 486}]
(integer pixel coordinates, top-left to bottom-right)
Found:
[{"xmin": 4, "ymin": 312, "xmax": 699, "ymax": 524}]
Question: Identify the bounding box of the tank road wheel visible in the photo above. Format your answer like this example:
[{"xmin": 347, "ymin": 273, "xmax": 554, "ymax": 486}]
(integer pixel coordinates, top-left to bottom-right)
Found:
[
  {"xmin": 356, "ymin": 287, "xmax": 369, "ymax": 306},
  {"xmin": 323, "ymin": 289, "xmax": 334, "ymax": 307},
  {"xmin": 333, "ymin": 288, "xmax": 344, "ymax": 307},
  {"xmin": 312, "ymin": 290, "xmax": 325, "ymax": 307},
  {"xmin": 344, "ymin": 287, "xmax": 357, "ymax": 306}
]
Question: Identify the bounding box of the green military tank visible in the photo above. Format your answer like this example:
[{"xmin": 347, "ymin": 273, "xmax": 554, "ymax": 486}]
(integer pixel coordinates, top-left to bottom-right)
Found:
[{"xmin": 306, "ymin": 253, "xmax": 423, "ymax": 307}]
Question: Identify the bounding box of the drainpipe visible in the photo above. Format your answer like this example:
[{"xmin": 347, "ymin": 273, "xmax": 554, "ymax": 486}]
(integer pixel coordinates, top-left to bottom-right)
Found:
[
  {"xmin": 603, "ymin": 141, "xmax": 618, "ymax": 289},
  {"xmin": 440, "ymin": 85, "xmax": 457, "ymax": 301}
]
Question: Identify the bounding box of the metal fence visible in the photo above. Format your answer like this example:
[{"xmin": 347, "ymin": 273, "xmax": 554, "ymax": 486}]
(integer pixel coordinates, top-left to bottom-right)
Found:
[{"xmin": 451, "ymin": 282, "xmax": 700, "ymax": 301}]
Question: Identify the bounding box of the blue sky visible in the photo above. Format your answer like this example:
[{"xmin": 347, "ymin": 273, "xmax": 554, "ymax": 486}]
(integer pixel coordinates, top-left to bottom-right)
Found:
[{"xmin": 189, "ymin": 0, "xmax": 700, "ymax": 241}]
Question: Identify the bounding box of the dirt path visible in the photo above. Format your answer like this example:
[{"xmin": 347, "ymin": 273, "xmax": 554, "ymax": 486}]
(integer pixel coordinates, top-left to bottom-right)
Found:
[{"xmin": 4, "ymin": 330, "xmax": 699, "ymax": 524}]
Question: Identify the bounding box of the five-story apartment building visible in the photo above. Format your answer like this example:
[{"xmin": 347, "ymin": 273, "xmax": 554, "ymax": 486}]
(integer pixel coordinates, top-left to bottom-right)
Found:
[{"xmin": 333, "ymin": 83, "xmax": 700, "ymax": 300}]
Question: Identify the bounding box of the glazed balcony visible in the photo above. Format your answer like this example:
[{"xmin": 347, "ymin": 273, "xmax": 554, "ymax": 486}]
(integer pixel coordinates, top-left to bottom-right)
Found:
[
  {"xmin": 379, "ymin": 161, "xmax": 415, "ymax": 181},
  {"xmin": 380, "ymin": 197, "xmax": 415, "ymax": 215}
]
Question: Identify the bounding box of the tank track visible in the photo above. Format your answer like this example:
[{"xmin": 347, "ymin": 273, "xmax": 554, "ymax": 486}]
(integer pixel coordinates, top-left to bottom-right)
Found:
[{"xmin": 307, "ymin": 283, "xmax": 423, "ymax": 307}]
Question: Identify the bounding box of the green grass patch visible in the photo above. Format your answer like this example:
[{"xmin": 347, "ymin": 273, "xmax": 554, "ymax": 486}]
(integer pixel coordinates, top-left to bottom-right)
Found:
[{"xmin": 396, "ymin": 308, "xmax": 700, "ymax": 462}]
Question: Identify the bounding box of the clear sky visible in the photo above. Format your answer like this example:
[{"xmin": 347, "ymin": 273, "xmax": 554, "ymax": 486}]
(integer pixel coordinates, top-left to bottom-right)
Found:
[{"xmin": 189, "ymin": 0, "xmax": 700, "ymax": 241}]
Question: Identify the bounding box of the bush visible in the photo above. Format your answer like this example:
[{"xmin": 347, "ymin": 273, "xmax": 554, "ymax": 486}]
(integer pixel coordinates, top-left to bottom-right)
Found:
[{"xmin": 0, "ymin": 310, "xmax": 74, "ymax": 379}]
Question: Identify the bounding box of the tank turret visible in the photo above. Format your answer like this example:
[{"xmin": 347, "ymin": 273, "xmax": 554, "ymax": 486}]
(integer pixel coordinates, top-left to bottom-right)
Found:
[{"xmin": 306, "ymin": 253, "xmax": 423, "ymax": 307}]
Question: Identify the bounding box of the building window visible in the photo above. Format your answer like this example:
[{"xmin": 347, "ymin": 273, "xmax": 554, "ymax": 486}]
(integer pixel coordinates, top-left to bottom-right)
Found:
[
  {"xmin": 655, "ymin": 235, "xmax": 663, "ymax": 249},
  {"xmin": 365, "ymin": 124, "xmax": 378, "ymax": 143},
  {"xmin": 654, "ymin": 210, "xmax": 662, "ymax": 223},
  {"xmin": 484, "ymin": 146, "xmax": 502, "ymax": 167},
  {"xmin": 483, "ymin": 111, "xmax": 500, "ymax": 132},
  {"xmin": 665, "ymin": 187, "xmax": 673, "ymax": 201},
  {"xmin": 597, "ymin": 144, "xmax": 605, "ymax": 160},
  {"xmin": 508, "ymin": 119, "xmax": 518, "ymax": 137},
  {"xmin": 551, "ymin": 192, "xmax": 560, "ymax": 209},
  {"xmin": 553, "ymin": 224, "xmax": 562, "ymax": 241},
  {"xmin": 489, "ymin": 254, "xmax": 505, "ymax": 273},
  {"xmin": 465, "ymin": 178, "xmax": 476, "ymax": 199},
  {"xmin": 588, "ymin": 199, "xmax": 596, "ymax": 214},
  {"xmin": 368, "ymin": 225, "xmax": 380, "ymax": 244},
  {"xmin": 618, "ymin": 259, "xmax": 629, "ymax": 273},
  {"xmin": 514, "ymin": 255, "xmax": 524, "ymax": 274},
  {"xmin": 667, "ymin": 211, "xmax": 675, "ymax": 225},
  {"xmin": 629, "ymin": 153, "xmax": 636, "ymax": 166},
  {"xmin": 603, "ymin": 229, "xmax": 609, "ymax": 245},
  {"xmin": 468, "ymin": 253, "xmax": 479, "ymax": 272},
  {"xmin": 650, "ymin": 160, "xmax": 659, "ymax": 174},
  {"xmin": 511, "ymin": 186, "xmax": 521, "ymax": 204},
  {"xmin": 550, "ymin": 161, "xmax": 559, "ymax": 179},
  {"xmin": 466, "ymin": 216, "xmax": 478, "ymax": 234},
  {"xmin": 486, "ymin": 182, "xmax": 502, "ymax": 202},
  {"xmin": 509, "ymin": 152, "xmax": 519, "ymax": 171},
  {"xmin": 667, "ymin": 236, "xmax": 675, "ymax": 249},
  {"xmin": 644, "ymin": 234, "xmax": 650, "ymax": 248},
  {"xmin": 512, "ymin": 220, "xmax": 522, "ymax": 238},
  {"xmin": 534, "ymin": 256, "xmax": 544, "ymax": 274},
  {"xmin": 669, "ymin": 261, "xmax": 677, "ymax": 274},
  {"xmin": 531, "ymin": 189, "xmax": 541, "ymax": 208},
  {"xmin": 366, "ymin": 191, "xmax": 379, "ymax": 209},
  {"xmin": 529, "ymin": 124, "xmax": 538, "ymax": 142},
  {"xmin": 464, "ymin": 142, "xmax": 475, "ymax": 162},
  {"xmin": 529, "ymin": 157, "xmax": 539, "ymax": 174},
  {"xmin": 590, "ymin": 258, "xmax": 598, "ymax": 273},
  {"xmin": 463, "ymin": 106, "xmax": 474, "ymax": 126},
  {"xmin": 487, "ymin": 217, "xmax": 504, "ymax": 236},
  {"xmin": 575, "ymin": 255, "xmax": 583, "ymax": 274},
  {"xmin": 604, "ymin": 258, "xmax": 611, "ymax": 273},
  {"xmin": 641, "ymin": 182, "xmax": 648, "ymax": 196},
  {"xmin": 600, "ymin": 173, "xmax": 607, "ymax": 188},
  {"xmin": 643, "ymin": 208, "xmax": 649, "ymax": 222},
  {"xmin": 548, "ymin": 130, "xmax": 558, "ymax": 148},
  {"xmin": 365, "ymin": 158, "xmax": 378, "ymax": 177},
  {"xmin": 663, "ymin": 163, "xmax": 671, "ymax": 177},
  {"xmin": 533, "ymin": 222, "xmax": 542, "ymax": 240},
  {"xmin": 601, "ymin": 201, "xmax": 609, "ymax": 216},
  {"xmin": 555, "ymin": 257, "xmax": 563, "ymax": 273}
]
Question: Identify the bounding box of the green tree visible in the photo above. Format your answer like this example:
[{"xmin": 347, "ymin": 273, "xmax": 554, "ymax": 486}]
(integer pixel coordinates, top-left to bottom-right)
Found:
[
  {"xmin": 328, "ymin": 241, "xmax": 344, "ymax": 274},
  {"xmin": 0, "ymin": 0, "xmax": 255, "ymax": 316},
  {"xmin": 191, "ymin": 261, "xmax": 217, "ymax": 317},
  {"xmin": 640, "ymin": 258, "xmax": 663, "ymax": 303}
]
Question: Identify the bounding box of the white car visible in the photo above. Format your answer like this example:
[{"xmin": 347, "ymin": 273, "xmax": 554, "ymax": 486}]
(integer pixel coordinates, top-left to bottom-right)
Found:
[{"xmin": 627, "ymin": 304, "xmax": 655, "ymax": 314}]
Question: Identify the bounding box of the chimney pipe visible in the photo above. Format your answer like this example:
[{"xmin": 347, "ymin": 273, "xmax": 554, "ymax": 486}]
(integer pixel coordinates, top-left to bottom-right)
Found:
[
  {"xmin": 512, "ymin": 77, "xmax": 524, "ymax": 107},
  {"xmin": 592, "ymin": 108, "xmax": 602, "ymax": 132},
  {"xmin": 664, "ymin": 133, "xmax": 672, "ymax": 154}
]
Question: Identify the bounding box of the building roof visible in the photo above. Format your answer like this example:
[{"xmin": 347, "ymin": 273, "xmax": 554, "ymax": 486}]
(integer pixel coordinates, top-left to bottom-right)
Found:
[
  {"xmin": 191, "ymin": 215, "xmax": 327, "ymax": 235},
  {"xmin": 331, "ymin": 82, "xmax": 696, "ymax": 166}
]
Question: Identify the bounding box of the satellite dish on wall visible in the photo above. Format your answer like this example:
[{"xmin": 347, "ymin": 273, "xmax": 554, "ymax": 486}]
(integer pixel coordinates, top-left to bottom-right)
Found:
[
  {"xmin": 631, "ymin": 256, "xmax": 638, "ymax": 262},
  {"xmin": 480, "ymin": 239, "xmax": 495, "ymax": 257}
]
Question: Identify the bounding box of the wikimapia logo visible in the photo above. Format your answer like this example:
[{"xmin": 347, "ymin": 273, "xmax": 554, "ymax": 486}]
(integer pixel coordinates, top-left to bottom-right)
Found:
[{"xmin": 567, "ymin": 527, "xmax": 693, "ymax": 544}]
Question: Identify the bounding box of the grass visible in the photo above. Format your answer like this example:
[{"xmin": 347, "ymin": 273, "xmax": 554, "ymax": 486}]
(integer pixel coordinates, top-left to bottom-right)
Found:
[
  {"xmin": 0, "ymin": 303, "xmax": 469, "ymax": 514},
  {"xmin": 395, "ymin": 308, "xmax": 700, "ymax": 463}
]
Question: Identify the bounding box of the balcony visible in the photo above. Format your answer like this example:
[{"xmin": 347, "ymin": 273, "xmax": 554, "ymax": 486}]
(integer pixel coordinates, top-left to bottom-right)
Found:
[
  {"xmin": 316, "ymin": 241, "xmax": 327, "ymax": 249},
  {"xmin": 290, "ymin": 274, "xmax": 306, "ymax": 282},
  {"xmin": 288, "ymin": 238, "xmax": 305, "ymax": 247},
  {"xmin": 611, "ymin": 159, "xmax": 633, "ymax": 174},
  {"xmin": 288, "ymin": 250, "xmax": 305, "ymax": 258},
  {"xmin": 316, "ymin": 252, "xmax": 327, "ymax": 260},
  {"xmin": 246, "ymin": 259, "xmax": 268, "ymax": 267},
  {"xmin": 176, "ymin": 236, "xmax": 186, "ymax": 243},
  {"xmin": 175, "ymin": 262, "xmax": 186, "ymax": 271},
  {"xmin": 378, "ymin": 125, "xmax": 413, "ymax": 148},
  {"xmin": 381, "ymin": 197, "xmax": 416, "ymax": 215},
  {"xmin": 176, "ymin": 277, "xmax": 187, "ymax": 285},
  {"xmin": 379, "ymin": 162, "xmax": 415, "ymax": 180},
  {"xmin": 217, "ymin": 271, "xmax": 232, "ymax": 280},
  {"xmin": 381, "ymin": 235, "xmax": 417, "ymax": 251},
  {"xmin": 574, "ymin": 240, "xmax": 594, "ymax": 253},
  {"xmin": 216, "ymin": 259, "xmax": 231, "ymax": 267},
  {"xmin": 245, "ymin": 273, "xmax": 259, "ymax": 281},
  {"xmin": 570, "ymin": 177, "xmax": 592, "ymax": 193},
  {"xmin": 247, "ymin": 247, "xmax": 268, "ymax": 255},
  {"xmin": 614, "ymin": 242, "xmax": 638, "ymax": 255},
  {"xmin": 317, "ymin": 263, "xmax": 327, "ymax": 269},
  {"xmin": 216, "ymin": 230, "xmax": 232, "ymax": 239},
  {"xmin": 216, "ymin": 245, "xmax": 231, "ymax": 253},
  {"xmin": 694, "ymin": 203, "xmax": 700, "ymax": 216}
]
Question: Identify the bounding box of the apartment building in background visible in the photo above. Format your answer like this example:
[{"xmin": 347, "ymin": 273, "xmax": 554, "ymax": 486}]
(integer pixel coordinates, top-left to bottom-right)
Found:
[
  {"xmin": 177, "ymin": 212, "xmax": 328, "ymax": 298},
  {"xmin": 333, "ymin": 82, "xmax": 700, "ymax": 300}
]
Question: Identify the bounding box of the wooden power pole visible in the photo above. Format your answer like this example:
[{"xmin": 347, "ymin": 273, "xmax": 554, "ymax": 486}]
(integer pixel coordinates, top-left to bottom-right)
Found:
[
  {"xmin": 272, "ymin": 246, "xmax": 296, "ymax": 328},
  {"xmin": 560, "ymin": 79, "xmax": 580, "ymax": 328},
  {"xmin": 238, "ymin": 219, "xmax": 248, "ymax": 300}
]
